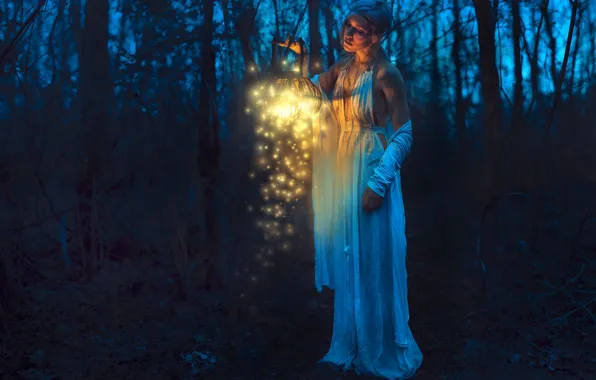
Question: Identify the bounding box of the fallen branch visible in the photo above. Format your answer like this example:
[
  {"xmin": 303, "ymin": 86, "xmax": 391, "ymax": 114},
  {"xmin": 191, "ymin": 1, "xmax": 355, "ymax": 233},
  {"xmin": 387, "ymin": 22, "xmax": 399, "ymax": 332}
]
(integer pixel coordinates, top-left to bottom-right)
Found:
[
  {"xmin": 548, "ymin": 297, "xmax": 596, "ymax": 324},
  {"xmin": 568, "ymin": 293, "xmax": 596, "ymax": 327},
  {"xmin": 7, "ymin": 208, "xmax": 73, "ymax": 233},
  {"xmin": 533, "ymin": 262, "xmax": 586, "ymax": 297}
]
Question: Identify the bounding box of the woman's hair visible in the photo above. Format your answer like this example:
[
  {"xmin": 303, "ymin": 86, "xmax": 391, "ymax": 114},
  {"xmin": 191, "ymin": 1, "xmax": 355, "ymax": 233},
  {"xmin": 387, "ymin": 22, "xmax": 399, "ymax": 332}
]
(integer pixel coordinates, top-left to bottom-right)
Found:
[
  {"xmin": 340, "ymin": 0, "xmax": 393, "ymax": 41},
  {"xmin": 337, "ymin": 1, "xmax": 393, "ymax": 60}
]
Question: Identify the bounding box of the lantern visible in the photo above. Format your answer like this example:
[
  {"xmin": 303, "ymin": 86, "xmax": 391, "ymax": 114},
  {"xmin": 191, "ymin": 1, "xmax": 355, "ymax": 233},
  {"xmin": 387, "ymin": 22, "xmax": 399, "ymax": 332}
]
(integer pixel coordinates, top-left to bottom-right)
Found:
[{"xmin": 252, "ymin": 36, "xmax": 322, "ymax": 123}]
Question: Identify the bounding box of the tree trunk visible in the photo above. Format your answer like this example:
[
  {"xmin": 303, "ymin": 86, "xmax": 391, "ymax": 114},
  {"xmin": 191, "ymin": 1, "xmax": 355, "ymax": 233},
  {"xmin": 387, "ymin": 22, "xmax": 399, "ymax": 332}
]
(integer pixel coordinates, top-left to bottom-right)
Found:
[
  {"xmin": 308, "ymin": 0, "xmax": 323, "ymax": 75},
  {"xmin": 221, "ymin": 0, "xmax": 235, "ymax": 85},
  {"xmin": 77, "ymin": 0, "xmax": 110, "ymax": 276},
  {"xmin": 588, "ymin": 3, "xmax": 596, "ymax": 81},
  {"xmin": 395, "ymin": 0, "xmax": 405, "ymax": 63},
  {"xmin": 508, "ymin": 0, "xmax": 525, "ymax": 186},
  {"xmin": 70, "ymin": 0, "xmax": 81, "ymax": 62},
  {"xmin": 237, "ymin": 6, "xmax": 258, "ymax": 72},
  {"xmin": 472, "ymin": 0, "xmax": 503, "ymax": 197},
  {"xmin": 430, "ymin": 0, "xmax": 440, "ymax": 106},
  {"xmin": 199, "ymin": 0, "xmax": 222, "ymax": 290},
  {"xmin": 272, "ymin": 0, "xmax": 281, "ymax": 42},
  {"xmin": 451, "ymin": 0, "xmax": 466, "ymax": 154},
  {"xmin": 541, "ymin": 4, "xmax": 558, "ymax": 90},
  {"xmin": 322, "ymin": 2, "xmax": 339, "ymax": 67},
  {"xmin": 47, "ymin": 0, "xmax": 65, "ymax": 86},
  {"xmin": 473, "ymin": 0, "xmax": 504, "ymax": 309},
  {"xmin": 529, "ymin": 0, "xmax": 580, "ymax": 259},
  {"xmin": 385, "ymin": 0, "xmax": 396, "ymax": 59},
  {"xmin": 510, "ymin": 0, "xmax": 523, "ymax": 129},
  {"xmin": 543, "ymin": 0, "xmax": 579, "ymax": 139},
  {"xmin": 527, "ymin": 2, "xmax": 546, "ymax": 117},
  {"xmin": 568, "ymin": 7, "xmax": 583, "ymax": 101}
]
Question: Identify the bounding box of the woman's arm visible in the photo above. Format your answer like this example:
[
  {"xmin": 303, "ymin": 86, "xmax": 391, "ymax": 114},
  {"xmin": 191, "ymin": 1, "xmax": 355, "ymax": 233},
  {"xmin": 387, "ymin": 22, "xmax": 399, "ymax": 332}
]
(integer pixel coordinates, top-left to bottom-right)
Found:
[
  {"xmin": 298, "ymin": 48, "xmax": 345, "ymax": 95},
  {"xmin": 378, "ymin": 64, "xmax": 410, "ymax": 131},
  {"xmin": 364, "ymin": 64, "xmax": 413, "ymax": 199},
  {"xmin": 275, "ymin": 37, "xmax": 344, "ymax": 95},
  {"xmin": 316, "ymin": 59, "xmax": 346, "ymax": 95}
]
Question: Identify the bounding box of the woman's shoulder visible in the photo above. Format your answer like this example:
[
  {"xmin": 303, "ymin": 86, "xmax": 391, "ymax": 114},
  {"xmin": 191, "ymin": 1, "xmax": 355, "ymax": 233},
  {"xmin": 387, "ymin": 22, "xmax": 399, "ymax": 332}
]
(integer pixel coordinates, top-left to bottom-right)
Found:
[
  {"xmin": 374, "ymin": 59, "xmax": 406, "ymax": 90},
  {"xmin": 375, "ymin": 59, "xmax": 402, "ymax": 79},
  {"xmin": 329, "ymin": 56, "xmax": 351, "ymax": 73},
  {"xmin": 317, "ymin": 56, "xmax": 351, "ymax": 93}
]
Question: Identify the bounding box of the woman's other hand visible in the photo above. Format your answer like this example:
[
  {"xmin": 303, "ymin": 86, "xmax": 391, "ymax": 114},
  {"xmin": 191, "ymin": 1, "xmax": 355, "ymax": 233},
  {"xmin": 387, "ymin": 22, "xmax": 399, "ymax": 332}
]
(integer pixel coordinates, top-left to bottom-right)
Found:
[{"xmin": 362, "ymin": 186, "xmax": 383, "ymax": 213}]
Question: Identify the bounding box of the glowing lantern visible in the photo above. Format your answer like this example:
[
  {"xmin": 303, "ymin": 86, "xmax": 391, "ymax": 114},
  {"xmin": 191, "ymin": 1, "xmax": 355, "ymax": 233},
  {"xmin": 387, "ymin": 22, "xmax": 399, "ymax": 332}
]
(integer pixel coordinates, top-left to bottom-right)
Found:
[{"xmin": 255, "ymin": 37, "xmax": 322, "ymax": 123}]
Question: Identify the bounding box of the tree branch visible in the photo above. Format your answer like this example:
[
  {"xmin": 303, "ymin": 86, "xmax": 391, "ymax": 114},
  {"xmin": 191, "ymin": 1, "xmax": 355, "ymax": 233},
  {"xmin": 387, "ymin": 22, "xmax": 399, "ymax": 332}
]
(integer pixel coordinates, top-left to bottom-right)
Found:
[{"xmin": 0, "ymin": 0, "xmax": 47, "ymax": 70}]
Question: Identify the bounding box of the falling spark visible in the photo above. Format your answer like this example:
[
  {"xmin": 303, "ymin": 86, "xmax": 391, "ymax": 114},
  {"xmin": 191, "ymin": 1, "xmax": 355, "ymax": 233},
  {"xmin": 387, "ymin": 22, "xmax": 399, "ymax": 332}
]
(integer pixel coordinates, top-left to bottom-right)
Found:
[{"xmin": 238, "ymin": 73, "xmax": 323, "ymax": 292}]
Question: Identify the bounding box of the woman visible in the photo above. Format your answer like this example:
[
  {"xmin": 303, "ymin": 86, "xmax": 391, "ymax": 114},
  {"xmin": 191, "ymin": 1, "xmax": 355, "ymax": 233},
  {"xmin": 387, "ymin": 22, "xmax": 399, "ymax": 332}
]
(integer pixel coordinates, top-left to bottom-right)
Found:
[{"xmin": 278, "ymin": 1, "xmax": 423, "ymax": 378}]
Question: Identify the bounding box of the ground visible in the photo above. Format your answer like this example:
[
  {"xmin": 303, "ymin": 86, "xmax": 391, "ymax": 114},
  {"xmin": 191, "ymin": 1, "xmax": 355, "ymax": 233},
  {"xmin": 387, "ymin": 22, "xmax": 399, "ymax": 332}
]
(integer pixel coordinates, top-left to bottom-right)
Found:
[{"xmin": 1, "ymin": 180, "xmax": 595, "ymax": 379}]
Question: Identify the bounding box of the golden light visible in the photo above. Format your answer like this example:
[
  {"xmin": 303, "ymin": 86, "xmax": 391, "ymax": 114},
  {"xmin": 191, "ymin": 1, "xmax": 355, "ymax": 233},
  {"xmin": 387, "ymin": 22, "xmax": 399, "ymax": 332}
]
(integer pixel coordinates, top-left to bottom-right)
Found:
[
  {"xmin": 245, "ymin": 35, "xmax": 321, "ymax": 250},
  {"xmin": 247, "ymin": 37, "xmax": 322, "ymax": 125}
]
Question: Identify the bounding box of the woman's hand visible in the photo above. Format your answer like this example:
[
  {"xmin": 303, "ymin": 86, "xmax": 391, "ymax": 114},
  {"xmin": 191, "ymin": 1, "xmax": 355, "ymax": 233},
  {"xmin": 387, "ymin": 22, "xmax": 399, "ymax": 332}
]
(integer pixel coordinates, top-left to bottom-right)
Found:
[
  {"xmin": 362, "ymin": 186, "xmax": 383, "ymax": 213},
  {"xmin": 272, "ymin": 34, "xmax": 304, "ymax": 55}
]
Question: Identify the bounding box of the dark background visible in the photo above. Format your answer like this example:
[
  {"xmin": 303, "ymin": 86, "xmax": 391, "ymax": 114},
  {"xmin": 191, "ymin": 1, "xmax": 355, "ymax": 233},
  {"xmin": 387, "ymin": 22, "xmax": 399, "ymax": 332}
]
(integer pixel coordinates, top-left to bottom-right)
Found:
[{"xmin": 0, "ymin": 0, "xmax": 595, "ymax": 379}]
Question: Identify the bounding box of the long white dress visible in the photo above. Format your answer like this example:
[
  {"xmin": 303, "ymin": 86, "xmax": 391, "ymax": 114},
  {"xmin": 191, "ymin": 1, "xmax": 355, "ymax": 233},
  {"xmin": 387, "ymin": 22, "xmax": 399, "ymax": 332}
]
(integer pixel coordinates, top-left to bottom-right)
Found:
[{"xmin": 311, "ymin": 59, "xmax": 423, "ymax": 379}]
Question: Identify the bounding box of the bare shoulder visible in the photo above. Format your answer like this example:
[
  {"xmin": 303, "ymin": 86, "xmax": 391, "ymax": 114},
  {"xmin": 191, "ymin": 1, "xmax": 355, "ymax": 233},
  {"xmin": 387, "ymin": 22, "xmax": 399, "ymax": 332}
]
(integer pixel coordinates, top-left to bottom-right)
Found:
[
  {"xmin": 318, "ymin": 56, "xmax": 350, "ymax": 93},
  {"xmin": 328, "ymin": 56, "xmax": 351, "ymax": 75},
  {"xmin": 375, "ymin": 60, "xmax": 406, "ymax": 92}
]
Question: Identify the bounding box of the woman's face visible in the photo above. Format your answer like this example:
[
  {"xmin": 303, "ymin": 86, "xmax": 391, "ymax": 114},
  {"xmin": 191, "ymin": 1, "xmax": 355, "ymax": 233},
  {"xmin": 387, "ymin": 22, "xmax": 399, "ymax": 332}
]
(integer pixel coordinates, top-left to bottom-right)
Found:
[{"xmin": 342, "ymin": 14, "xmax": 379, "ymax": 53}]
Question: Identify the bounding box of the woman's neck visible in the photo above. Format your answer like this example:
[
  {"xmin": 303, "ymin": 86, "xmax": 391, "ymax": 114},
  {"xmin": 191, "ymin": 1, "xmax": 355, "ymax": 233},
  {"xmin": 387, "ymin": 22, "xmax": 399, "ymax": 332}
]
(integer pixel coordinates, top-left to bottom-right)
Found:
[{"xmin": 354, "ymin": 44, "xmax": 380, "ymax": 65}]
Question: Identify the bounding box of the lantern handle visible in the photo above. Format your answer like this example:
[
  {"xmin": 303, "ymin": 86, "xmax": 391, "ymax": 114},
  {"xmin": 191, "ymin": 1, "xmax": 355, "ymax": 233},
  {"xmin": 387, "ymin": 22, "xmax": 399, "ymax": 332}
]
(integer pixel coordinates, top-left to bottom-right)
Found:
[{"xmin": 271, "ymin": 34, "xmax": 306, "ymax": 75}]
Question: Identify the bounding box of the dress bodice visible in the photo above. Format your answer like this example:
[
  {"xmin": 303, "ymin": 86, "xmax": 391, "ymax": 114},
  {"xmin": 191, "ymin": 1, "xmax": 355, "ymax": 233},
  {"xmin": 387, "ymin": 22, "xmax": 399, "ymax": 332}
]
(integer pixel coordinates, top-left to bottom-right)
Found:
[{"xmin": 331, "ymin": 59, "xmax": 377, "ymax": 128}]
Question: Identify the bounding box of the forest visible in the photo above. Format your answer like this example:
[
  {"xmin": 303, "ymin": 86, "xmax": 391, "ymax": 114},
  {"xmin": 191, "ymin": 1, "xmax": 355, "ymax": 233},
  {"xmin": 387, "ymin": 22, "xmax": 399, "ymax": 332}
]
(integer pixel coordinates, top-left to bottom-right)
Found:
[{"xmin": 0, "ymin": 0, "xmax": 595, "ymax": 379}]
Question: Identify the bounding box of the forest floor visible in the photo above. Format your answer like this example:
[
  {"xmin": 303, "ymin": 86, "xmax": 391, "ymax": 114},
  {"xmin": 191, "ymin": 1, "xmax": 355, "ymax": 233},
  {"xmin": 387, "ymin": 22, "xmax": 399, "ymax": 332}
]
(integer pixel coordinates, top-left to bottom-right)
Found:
[{"xmin": 2, "ymin": 179, "xmax": 596, "ymax": 379}]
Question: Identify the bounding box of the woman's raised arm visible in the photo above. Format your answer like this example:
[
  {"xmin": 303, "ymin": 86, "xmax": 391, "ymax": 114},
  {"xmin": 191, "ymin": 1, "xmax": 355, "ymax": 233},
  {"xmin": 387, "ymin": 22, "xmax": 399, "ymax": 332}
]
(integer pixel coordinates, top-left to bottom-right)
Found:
[{"xmin": 273, "ymin": 37, "xmax": 345, "ymax": 95}]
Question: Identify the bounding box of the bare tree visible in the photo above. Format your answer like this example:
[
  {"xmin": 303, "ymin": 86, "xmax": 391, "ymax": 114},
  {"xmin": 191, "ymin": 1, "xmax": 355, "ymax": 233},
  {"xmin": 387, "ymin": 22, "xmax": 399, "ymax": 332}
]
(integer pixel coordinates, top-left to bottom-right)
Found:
[
  {"xmin": 541, "ymin": 2, "xmax": 558, "ymax": 88},
  {"xmin": 430, "ymin": 0, "xmax": 440, "ymax": 106},
  {"xmin": 510, "ymin": 0, "xmax": 523, "ymax": 130},
  {"xmin": 588, "ymin": 2, "xmax": 596, "ymax": 81},
  {"xmin": 523, "ymin": 0, "xmax": 548, "ymax": 119},
  {"xmin": 543, "ymin": 0, "xmax": 580, "ymax": 137},
  {"xmin": 236, "ymin": 3, "xmax": 259, "ymax": 72},
  {"xmin": 322, "ymin": 2, "xmax": 340, "ymax": 67},
  {"xmin": 528, "ymin": 0, "xmax": 581, "ymax": 254},
  {"xmin": 472, "ymin": 0, "xmax": 503, "ymax": 196},
  {"xmin": 568, "ymin": 5, "xmax": 584, "ymax": 100},
  {"xmin": 222, "ymin": 0, "xmax": 235, "ymax": 84},
  {"xmin": 308, "ymin": 0, "xmax": 323, "ymax": 75},
  {"xmin": 272, "ymin": 0, "xmax": 281, "ymax": 38},
  {"xmin": 70, "ymin": 0, "xmax": 82, "ymax": 63},
  {"xmin": 77, "ymin": 0, "xmax": 111, "ymax": 276},
  {"xmin": 451, "ymin": 0, "xmax": 466, "ymax": 153},
  {"xmin": 199, "ymin": 0, "xmax": 222, "ymax": 290},
  {"xmin": 394, "ymin": 0, "xmax": 405, "ymax": 63}
]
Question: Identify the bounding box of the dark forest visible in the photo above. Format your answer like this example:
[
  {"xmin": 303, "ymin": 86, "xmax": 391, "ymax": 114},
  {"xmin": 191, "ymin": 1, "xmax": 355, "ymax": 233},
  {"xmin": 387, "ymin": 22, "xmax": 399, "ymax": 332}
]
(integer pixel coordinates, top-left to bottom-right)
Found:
[{"xmin": 0, "ymin": 0, "xmax": 595, "ymax": 379}]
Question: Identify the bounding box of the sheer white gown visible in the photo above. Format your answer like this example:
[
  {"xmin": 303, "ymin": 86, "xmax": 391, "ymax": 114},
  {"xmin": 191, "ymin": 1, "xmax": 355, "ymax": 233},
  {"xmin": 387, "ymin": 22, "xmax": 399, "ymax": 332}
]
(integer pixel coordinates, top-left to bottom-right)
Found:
[{"xmin": 311, "ymin": 59, "xmax": 423, "ymax": 379}]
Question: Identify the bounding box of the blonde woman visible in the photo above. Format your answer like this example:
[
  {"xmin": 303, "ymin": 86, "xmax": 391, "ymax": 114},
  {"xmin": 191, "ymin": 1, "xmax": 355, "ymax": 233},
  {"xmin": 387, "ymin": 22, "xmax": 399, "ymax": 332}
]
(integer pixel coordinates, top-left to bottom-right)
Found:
[{"xmin": 278, "ymin": 1, "xmax": 422, "ymax": 378}]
